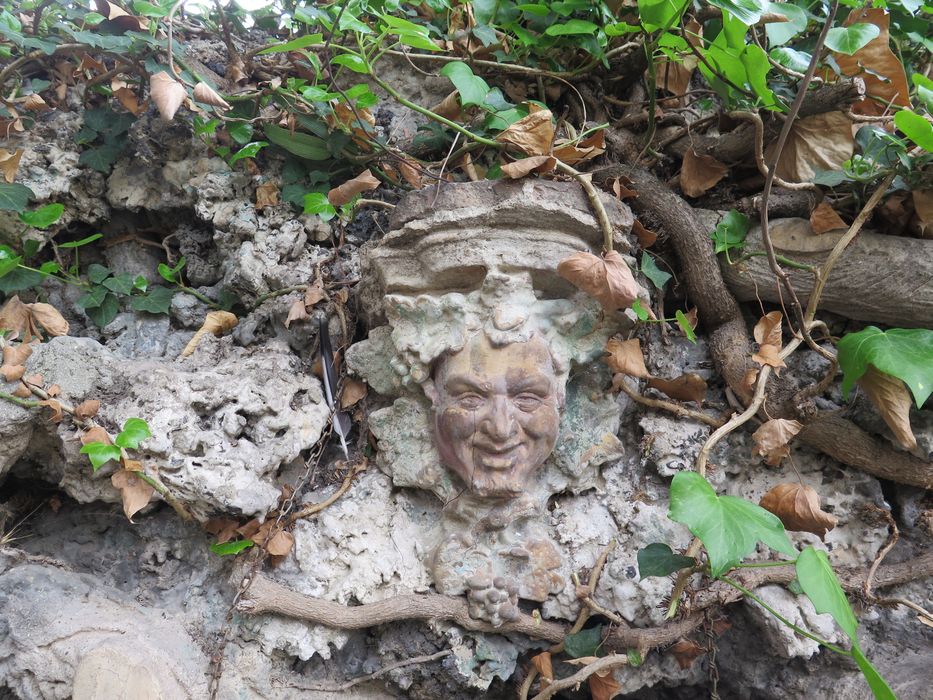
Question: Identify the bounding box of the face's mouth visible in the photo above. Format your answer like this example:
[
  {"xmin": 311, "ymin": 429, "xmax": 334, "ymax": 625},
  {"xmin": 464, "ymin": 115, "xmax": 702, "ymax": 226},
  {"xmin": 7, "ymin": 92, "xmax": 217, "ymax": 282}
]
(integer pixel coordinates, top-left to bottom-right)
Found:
[{"xmin": 473, "ymin": 443, "xmax": 524, "ymax": 470}]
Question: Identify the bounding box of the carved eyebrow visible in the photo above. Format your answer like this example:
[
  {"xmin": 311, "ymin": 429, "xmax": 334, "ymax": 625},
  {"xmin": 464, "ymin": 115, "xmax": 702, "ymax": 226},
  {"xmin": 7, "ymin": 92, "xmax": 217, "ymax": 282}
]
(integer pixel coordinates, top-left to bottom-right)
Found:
[
  {"xmin": 443, "ymin": 375, "xmax": 489, "ymax": 395},
  {"xmin": 506, "ymin": 374, "xmax": 552, "ymax": 395}
]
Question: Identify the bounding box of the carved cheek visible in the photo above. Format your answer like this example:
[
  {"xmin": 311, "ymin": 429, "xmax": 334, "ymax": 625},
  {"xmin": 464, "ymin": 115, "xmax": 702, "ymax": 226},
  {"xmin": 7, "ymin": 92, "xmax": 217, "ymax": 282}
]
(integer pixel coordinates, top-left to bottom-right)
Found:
[
  {"xmin": 517, "ymin": 404, "xmax": 560, "ymax": 445},
  {"xmin": 437, "ymin": 406, "xmax": 479, "ymax": 442}
]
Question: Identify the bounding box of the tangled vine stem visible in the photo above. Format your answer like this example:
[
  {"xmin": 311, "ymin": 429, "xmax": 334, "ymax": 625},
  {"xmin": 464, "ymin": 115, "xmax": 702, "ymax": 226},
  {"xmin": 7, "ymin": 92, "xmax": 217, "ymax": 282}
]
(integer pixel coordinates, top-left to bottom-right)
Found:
[{"xmin": 530, "ymin": 654, "xmax": 630, "ymax": 700}]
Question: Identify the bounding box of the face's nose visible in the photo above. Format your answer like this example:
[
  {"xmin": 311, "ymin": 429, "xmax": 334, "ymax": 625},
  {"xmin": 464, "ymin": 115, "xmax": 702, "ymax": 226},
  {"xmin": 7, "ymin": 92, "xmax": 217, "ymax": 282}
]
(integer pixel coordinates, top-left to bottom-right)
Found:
[{"xmin": 482, "ymin": 395, "xmax": 516, "ymax": 442}]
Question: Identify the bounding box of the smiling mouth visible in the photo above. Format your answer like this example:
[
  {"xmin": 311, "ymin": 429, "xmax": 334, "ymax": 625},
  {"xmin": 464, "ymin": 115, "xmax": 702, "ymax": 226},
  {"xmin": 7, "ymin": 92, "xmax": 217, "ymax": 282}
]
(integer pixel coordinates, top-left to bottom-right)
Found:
[{"xmin": 474, "ymin": 444, "xmax": 523, "ymax": 469}]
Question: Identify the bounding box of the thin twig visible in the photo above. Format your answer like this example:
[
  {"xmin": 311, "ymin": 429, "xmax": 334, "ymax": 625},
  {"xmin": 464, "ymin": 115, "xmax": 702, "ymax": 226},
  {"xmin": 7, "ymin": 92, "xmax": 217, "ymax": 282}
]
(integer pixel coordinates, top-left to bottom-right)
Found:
[
  {"xmin": 530, "ymin": 654, "xmax": 629, "ymax": 700},
  {"xmin": 287, "ymin": 459, "xmax": 367, "ymax": 524},
  {"xmin": 616, "ymin": 379, "xmax": 726, "ymax": 428},
  {"xmin": 553, "ymin": 159, "xmax": 614, "ymax": 253},
  {"xmin": 284, "ymin": 650, "xmax": 452, "ymax": 692},
  {"xmin": 167, "ymin": 0, "xmax": 187, "ymax": 81},
  {"xmin": 728, "ymin": 111, "xmax": 820, "ymax": 192}
]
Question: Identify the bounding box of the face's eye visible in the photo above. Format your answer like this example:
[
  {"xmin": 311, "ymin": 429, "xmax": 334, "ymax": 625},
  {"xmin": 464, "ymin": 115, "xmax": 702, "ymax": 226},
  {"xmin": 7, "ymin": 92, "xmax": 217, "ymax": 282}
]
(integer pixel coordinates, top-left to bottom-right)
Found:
[
  {"xmin": 456, "ymin": 394, "xmax": 484, "ymax": 411},
  {"xmin": 514, "ymin": 394, "xmax": 544, "ymax": 411}
]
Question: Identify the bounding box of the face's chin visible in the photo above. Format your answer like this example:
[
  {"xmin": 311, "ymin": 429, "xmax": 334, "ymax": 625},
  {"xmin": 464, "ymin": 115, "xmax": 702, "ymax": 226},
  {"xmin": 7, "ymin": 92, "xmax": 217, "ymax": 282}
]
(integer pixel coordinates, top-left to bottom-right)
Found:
[{"xmin": 446, "ymin": 445, "xmax": 536, "ymax": 497}]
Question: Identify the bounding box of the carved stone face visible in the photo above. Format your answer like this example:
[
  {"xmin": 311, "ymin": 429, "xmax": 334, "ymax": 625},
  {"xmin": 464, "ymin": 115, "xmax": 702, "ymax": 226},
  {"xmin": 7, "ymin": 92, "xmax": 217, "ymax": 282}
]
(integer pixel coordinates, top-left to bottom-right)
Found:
[{"xmin": 431, "ymin": 333, "xmax": 562, "ymax": 498}]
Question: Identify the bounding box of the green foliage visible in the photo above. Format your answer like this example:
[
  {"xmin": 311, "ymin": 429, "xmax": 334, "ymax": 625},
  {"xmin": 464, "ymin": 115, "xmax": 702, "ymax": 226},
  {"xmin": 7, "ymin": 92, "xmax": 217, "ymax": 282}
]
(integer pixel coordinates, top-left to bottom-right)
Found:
[
  {"xmin": 675, "ymin": 310, "xmax": 696, "ymax": 344},
  {"xmin": 75, "ymin": 107, "xmax": 135, "ymax": 174},
  {"xmin": 114, "ymin": 417, "xmax": 152, "ymax": 449},
  {"xmin": 837, "ymin": 327, "xmax": 933, "ymax": 407},
  {"xmin": 637, "ymin": 543, "xmax": 695, "ymax": 579},
  {"xmin": 0, "ymin": 182, "xmax": 34, "ymax": 211},
  {"xmin": 211, "ymin": 539, "xmax": 255, "ymax": 556},
  {"xmin": 563, "ymin": 625, "xmax": 604, "ymax": 658},
  {"xmin": 80, "ymin": 442, "xmax": 122, "ymax": 471},
  {"xmin": 894, "ymin": 110, "xmax": 933, "ymax": 152},
  {"xmin": 440, "ymin": 62, "xmax": 491, "ymax": 109},
  {"xmin": 795, "ymin": 547, "xmax": 858, "ymax": 639},
  {"xmin": 668, "ymin": 471, "xmax": 795, "ymax": 577},
  {"xmin": 710, "ymin": 209, "xmax": 750, "ymax": 256},
  {"xmin": 824, "ymin": 24, "xmax": 881, "ymax": 55},
  {"xmin": 18, "ymin": 203, "xmax": 64, "ymax": 229},
  {"xmin": 640, "ymin": 252, "xmax": 671, "ymax": 290}
]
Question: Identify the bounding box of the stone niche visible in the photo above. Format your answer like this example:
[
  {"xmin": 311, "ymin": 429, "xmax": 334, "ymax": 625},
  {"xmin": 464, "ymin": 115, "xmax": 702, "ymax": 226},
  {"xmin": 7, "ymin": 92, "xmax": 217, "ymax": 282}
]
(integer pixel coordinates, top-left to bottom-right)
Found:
[{"xmin": 347, "ymin": 179, "xmax": 636, "ymax": 625}]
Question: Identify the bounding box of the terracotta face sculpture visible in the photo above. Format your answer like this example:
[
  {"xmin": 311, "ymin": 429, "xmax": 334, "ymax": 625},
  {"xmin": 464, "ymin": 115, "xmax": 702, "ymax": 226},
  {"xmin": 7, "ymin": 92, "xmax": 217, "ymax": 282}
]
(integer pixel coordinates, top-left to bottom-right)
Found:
[{"xmin": 430, "ymin": 332, "xmax": 562, "ymax": 498}]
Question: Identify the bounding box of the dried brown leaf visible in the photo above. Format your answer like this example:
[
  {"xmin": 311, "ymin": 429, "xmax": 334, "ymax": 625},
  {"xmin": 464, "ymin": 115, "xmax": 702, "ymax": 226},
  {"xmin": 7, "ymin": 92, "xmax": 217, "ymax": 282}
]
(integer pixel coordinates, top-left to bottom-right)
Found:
[
  {"xmin": 341, "ymin": 378, "xmax": 368, "ymax": 409},
  {"xmin": 46, "ymin": 384, "xmax": 60, "ymax": 397},
  {"xmin": 759, "ymin": 482, "xmax": 838, "ymax": 538},
  {"xmin": 304, "ymin": 280, "xmax": 325, "ymax": 307},
  {"xmin": 121, "ymin": 458, "xmax": 143, "ymax": 472},
  {"xmin": 2, "ymin": 341, "xmax": 33, "ymax": 367},
  {"xmin": 605, "ymin": 338, "xmax": 649, "ymax": 378},
  {"xmin": 255, "ymin": 182, "xmax": 279, "ymax": 210},
  {"xmin": 741, "ymin": 368, "xmax": 759, "ymax": 395},
  {"xmin": 237, "ymin": 518, "xmax": 261, "ymax": 540},
  {"xmin": 680, "ymin": 148, "xmax": 729, "ymax": 197},
  {"xmin": 753, "ymin": 311, "xmax": 783, "ymax": 349},
  {"xmin": 74, "ymin": 399, "xmax": 100, "ymax": 420},
  {"xmin": 12, "ymin": 385, "xmax": 31, "ymax": 398},
  {"xmin": 81, "ymin": 426, "xmax": 112, "ymax": 445},
  {"xmin": 858, "ymin": 365, "xmax": 917, "ymax": 450},
  {"xmin": 557, "ymin": 251, "xmax": 639, "ymax": 311},
  {"xmin": 670, "ymin": 639, "xmax": 706, "ymax": 670},
  {"xmin": 833, "ymin": 7, "xmax": 910, "ymax": 116},
  {"xmin": 588, "ymin": 669, "xmax": 622, "ymax": 700},
  {"xmin": 265, "ymin": 529, "xmax": 294, "ymax": 556},
  {"xmin": 398, "ymin": 158, "xmax": 423, "ymax": 189},
  {"xmin": 0, "ymin": 148, "xmax": 23, "ymax": 183},
  {"xmin": 647, "ymin": 373, "xmax": 707, "ymax": 404},
  {"xmin": 500, "ymin": 155, "xmax": 556, "ymax": 179},
  {"xmin": 430, "ymin": 90, "xmax": 463, "ymax": 121},
  {"xmin": 205, "ymin": 517, "xmax": 240, "ymax": 543},
  {"xmin": 552, "ymin": 130, "xmax": 606, "ymax": 165},
  {"xmin": 181, "ymin": 311, "xmax": 239, "ymax": 357},
  {"xmin": 752, "ymin": 343, "xmax": 786, "ymax": 374},
  {"xmin": 656, "ymin": 18, "xmax": 701, "ymax": 103},
  {"xmin": 22, "ymin": 94, "xmax": 49, "ymax": 111},
  {"xmin": 610, "ymin": 176, "xmax": 638, "ymax": 200},
  {"xmin": 111, "ymin": 469, "xmax": 154, "ymax": 520},
  {"xmin": 495, "ymin": 108, "xmax": 554, "ymax": 156},
  {"xmin": 284, "ymin": 299, "xmax": 310, "ymax": 329},
  {"xmin": 114, "ymin": 86, "xmax": 146, "ymax": 116},
  {"xmin": 328, "ymin": 169, "xmax": 380, "ymax": 206},
  {"xmin": 912, "ymin": 190, "xmax": 932, "ymax": 238},
  {"xmin": 632, "ymin": 219, "xmax": 657, "ymax": 248},
  {"xmin": 768, "ymin": 112, "xmax": 854, "ymax": 183},
  {"xmin": 459, "ymin": 151, "xmax": 481, "ymax": 181},
  {"xmin": 39, "ymin": 398, "xmax": 63, "ymax": 422},
  {"xmin": 752, "ymin": 418, "xmax": 803, "ymax": 466},
  {"xmin": 809, "ymin": 201, "xmax": 847, "ymax": 234},
  {"xmin": 28, "ymin": 302, "xmax": 69, "ymax": 337},
  {"xmin": 150, "ymin": 71, "xmax": 187, "ymax": 121},
  {"xmin": 0, "ymin": 296, "xmax": 35, "ymax": 339},
  {"xmin": 0, "ymin": 364, "xmax": 25, "ymax": 382},
  {"xmin": 193, "ymin": 81, "xmax": 232, "ymax": 110},
  {"xmin": 531, "ymin": 651, "xmax": 553, "ymax": 685}
]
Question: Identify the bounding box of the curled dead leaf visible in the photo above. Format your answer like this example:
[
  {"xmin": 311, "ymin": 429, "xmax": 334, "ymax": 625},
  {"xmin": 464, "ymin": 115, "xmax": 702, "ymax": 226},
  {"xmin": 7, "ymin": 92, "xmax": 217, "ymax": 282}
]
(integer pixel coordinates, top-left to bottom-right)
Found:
[
  {"xmin": 912, "ymin": 190, "xmax": 932, "ymax": 238},
  {"xmin": 610, "ymin": 176, "xmax": 638, "ymax": 200},
  {"xmin": 328, "ymin": 169, "xmax": 380, "ymax": 206},
  {"xmin": 759, "ymin": 482, "xmax": 838, "ymax": 539},
  {"xmin": 632, "ymin": 219, "xmax": 657, "ymax": 248},
  {"xmin": 588, "ymin": 668, "xmax": 621, "ymax": 700},
  {"xmin": 752, "ymin": 343, "xmax": 786, "ymax": 374},
  {"xmin": 265, "ymin": 529, "xmax": 295, "ymax": 556},
  {"xmin": 255, "ymin": 182, "xmax": 280, "ymax": 210},
  {"xmin": 768, "ymin": 112, "xmax": 854, "ymax": 183},
  {"xmin": 752, "ymin": 418, "xmax": 803, "ymax": 466},
  {"xmin": 181, "ymin": 311, "xmax": 239, "ymax": 358},
  {"xmin": 1, "ymin": 364, "xmax": 25, "ymax": 382},
  {"xmin": 2, "ymin": 341, "xmax": 33, "ymax": 367},
  {"xmin": 193, "ymin": 81, "xmax": 232, "ymax": 110},
  {"xmin": 557, "ymin": 251, "xmax": 639, "ymax": 312},
  {"xmin": 858, "ymin": 365, "xmax": 917, "ymax": 450},
  {"xmin": 398, "ymin": 158, "xmax": 423, "ymax": 189},
  {"xmin": 81, "ymin": 426, "xmax": 112, "ymax": 445},
  {"xmin": 150, "ymin": 71, "xmax": 187, "ymax": 122},
  {"xmin": 531, "ymin": 651, "xmax": 553, "ymax": 685},
  {"xmin": 39, "ymin": 398, "xmax": 63, "ymax": 422},
  {"xmin": 341, "ymin": 378, "xmax": 368, "ymax": 409},
  {"xmin": 605, "ymin": 338, "xmax": 649, "ymax": 378},
  {"xmin": 647, "ymin": 373, "xmax": 707, "ymax": 404},
  {"xmin": 500, "ymin": 155, "xmax": 555, "ymax": 179},
  {"xmin": 670, "ymin": 639, "xmax": 706, "ymax": 670},
  {"xmin": 22, "ymin": 94, "xmax": 49, "ymax": 111},
  {"xmin": 430, "ymin": 90, "xmax": 463, "ymax": 121},
  {"xmin": 114, "ymin": 86, "xmax": 146, "ymax": 116},
  {"xmin": 495, "ymin": 108, "xmax": 554, "ymax": 156},
  {"xmin": 304, "ymin": 280, "xmax": 325, "ymax": 307},
  {"xmin": 680, "ymin": 148, "xmax": 729, "ymax": 198},
  {"xmin": 27, "ymin": 302, "xmax": 69, "ymax": 337},
  {"xmin": 0, "ymin": 296, "xmax": 33, "ymax": 339},
  {"xmin": 552, "ymin": 130, "xmax": 606, "ymax": 165},
  {"xmin": 74, "ymin": 399, "xmax": 100, "ymax": 420},
  {"xmin": 741, "ymin": 367, "xmax": 759, "ymax": 395},
  {"xmin": 753, "ymin": 311, "xmax": 783, "ymax": 349},
  {"xmin": 204, "ymin": 516, "xmax": 240, "ymax": 544},
  {"xmin": 809, "ymin": 201, "xmax": 847, "ymax": 234},
  {"xmin": 0, "ymin": 148, "xmax": 24, "ymax": 183},
  {"xmin": 12, "ymin": 385, "xmax": 32, "ymax": 398},
  {"xmin": 111, "ymin": 469, "xmax": 155, "ymax": 520},
  {"xmin": 284, "ymin": 299, "xmax": 310, "ymax": 329}
]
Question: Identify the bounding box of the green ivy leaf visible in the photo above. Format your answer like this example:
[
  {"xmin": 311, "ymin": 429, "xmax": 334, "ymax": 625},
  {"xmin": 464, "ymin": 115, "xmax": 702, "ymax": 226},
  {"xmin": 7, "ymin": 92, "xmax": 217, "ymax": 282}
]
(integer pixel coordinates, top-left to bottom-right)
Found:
[
  {"xmin": 676, "ymin": 310, "xmax": 697, "ymax": 343},
  {"xmin": 824, "ymin": 23, "xmax": 881, "ymax": 55},
  {"xmin": 331, "ymin": 53, "xmax": 369, "ymax": 73},
  {"xmin": 80, "ymin": 441, "xmax": 122, "ymax": 471},
  {"xmin": 894, "ymin": 109, "xmax": 933, "ymax": 152},
  {"xmin": 77, "ymin": 284, "xmax": 109, "ymax": 309},
  {"xmin": 133, "ymin": 275, "xmax": 148, "ymax": 292},
  {"xmin": 131, "ymin": 286, "xmax": 175, "ymax": 314},
  {"xmin": 264, "ymin": 123, "xmax": 330, "ymax": 160},
  {"xmin": 0, "ymin": 182, "xmax": 34, "ymax": 212},
  {"xmin": 18, "ymin": 203, "xmax": 64, "ymax": 229},
  {"xmin": 770, "ymin": 46, "xmax": 812, "ymax": 74},
  {"xmin": 85, "ymin": 292, "xmax": 120, "ymax": 327},
  {"xmin": 795, "ymin": 546, "xmax": 858, "ymax": 639},
  {"xmin": 115, "ymin": 417, "xmax": 151, "ymax": 449},
  {"xmin": 439, "ymin": 61, "xmax": 491, "ymax": 109},
  {"xmin": 638, "ymin": 0, "xmax": 689, "ymax": 31},
  {"xmin": 158, "ymin": 257, "xmax": 186, "ymax": 283},
  {"xmin": 637, "ymin": 543, "xmax": 696, "ymax": 579},
  {"xmin": 913, "ymin": 74, "xmax": 933, "ymax": 113},
  {"xmin": 851, "ymin": 645, "xmax": 896, "ymax": 700},
  {"xmin": 764, "ymin": 2, "xmax": 808, "ymax": 46},
  {"xmin": 58, "ymin": 233, "xmax": 103, "ymax": 249},
  {"xmin": 79, "ymin": 143, "xmax": 124, "ymax": 173},
  {"xmin": 211, "ymin": 539, "xmax": 255, "ymax": 556},
  {"xmin": 706, "ymin": 0, "xmax": 768, "ymax": 25},
  {"xmin": 228, "ymin": 141, "xmax": 268, "ymax": 166},
  {"xmin": 669, "ymin": 471, "xmax": 795, "ymax": 577},
  {"xmin": 0, "ymin": 267, "xmax": 41, "ymax": 293},
  {"xmin": 39, "ymin": 261, "xmax": 60, "ymax": 275},
  {"xmin": 0, "ymin": 244, "xmax": 21, "ymax": 278},
  {"xmin": 227, "ymin": 122, "xmax": 254, "ymax": 144},
  {"xmin": 640, "ymin": 252, "xmax": 671, "ymax": 290},
  {"xmin": 564, "ymin": 625, "xmax": 604, "ymax": 658},
  {"xmin": 103, "ymin": 273, "xmax": 136, "ymax": 296},
  {"xmin": 631, "ymin": 298, "xmax": 650, "ymax": 321},
  {"xmin": 710, "ymin": 209, "xmax": 750, "ymax": 255},
  {"xmin": 87, "ymin": 263, "xmax": 112, "ymax": 284},
  {"xmin": 256, "ymin": 33, "xmax": 323, "ymax": 54},
  {"xmin": 303, "ymin": 192, "xmax": 336, "ymax": 221},
  {"xmin": 837, "ymin": 327, "xmax": 933, "ymax": 407},
  {"xmin": 545, "ymin": 19, "xmax": 599, "ymax": 35}
]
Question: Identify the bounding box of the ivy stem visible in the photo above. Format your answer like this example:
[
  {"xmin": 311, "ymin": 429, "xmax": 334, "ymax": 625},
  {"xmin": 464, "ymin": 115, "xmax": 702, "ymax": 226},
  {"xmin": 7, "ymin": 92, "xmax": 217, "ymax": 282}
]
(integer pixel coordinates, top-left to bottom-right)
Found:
[
  {"xmin": 719, "ymin": 576, "xmax": 850, "ymax": 655},
  {"xmin": 735, "ymin": 560, "xmax": 797, "ymax": 569},
  {"xmin": 0, "ymin": 391, "xmax": 40, "ymax": 409},
  {"xmin": 176, "ymin": 284, "xmax": 220, "ymax": 308},
  {"xmin": 369, "ymin": 74, "xmax": 501, "ymax": 148},
  {"xmin": 730, "ymin": 251, "xmax": 816, "ymax": 272}
]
